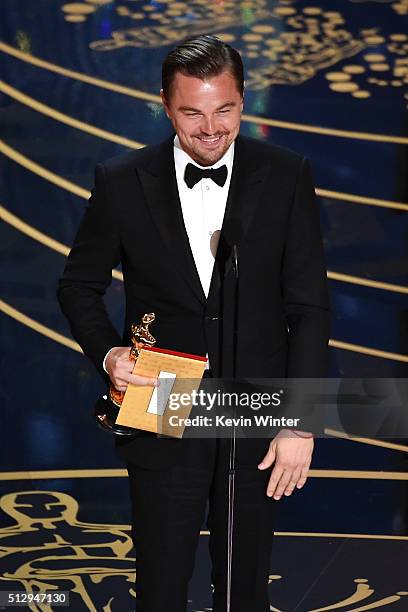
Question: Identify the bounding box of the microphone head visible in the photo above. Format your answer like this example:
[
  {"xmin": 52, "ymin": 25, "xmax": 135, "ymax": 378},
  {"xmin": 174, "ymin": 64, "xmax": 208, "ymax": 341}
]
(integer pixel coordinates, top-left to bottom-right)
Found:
[{"xmin": 222, "ymin": 218, "xmax": 243, "ymax": 248}]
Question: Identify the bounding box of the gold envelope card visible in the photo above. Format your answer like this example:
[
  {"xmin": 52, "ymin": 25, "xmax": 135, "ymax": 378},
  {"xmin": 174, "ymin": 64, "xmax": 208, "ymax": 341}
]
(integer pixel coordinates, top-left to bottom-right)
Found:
[{"xmin": 115, "ymin": 346, "xmax": 208, "ymax": 438}]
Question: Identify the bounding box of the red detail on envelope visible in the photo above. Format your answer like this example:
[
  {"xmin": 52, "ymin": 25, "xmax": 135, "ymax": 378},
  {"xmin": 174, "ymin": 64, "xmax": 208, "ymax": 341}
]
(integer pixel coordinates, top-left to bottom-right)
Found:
[{"xmin": 144, "ymin": 346, "xmax": 207, "ymax": 362}]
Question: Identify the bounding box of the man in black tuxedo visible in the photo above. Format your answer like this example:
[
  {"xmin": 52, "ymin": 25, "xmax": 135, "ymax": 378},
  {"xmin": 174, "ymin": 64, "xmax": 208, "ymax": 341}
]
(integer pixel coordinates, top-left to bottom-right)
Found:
[{"xmin": 58, "ymin": 35, "xmax": 329, "ymax": 612}]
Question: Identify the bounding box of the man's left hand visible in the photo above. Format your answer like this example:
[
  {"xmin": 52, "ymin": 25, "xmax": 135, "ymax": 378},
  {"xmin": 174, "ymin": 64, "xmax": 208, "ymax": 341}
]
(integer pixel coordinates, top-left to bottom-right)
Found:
[{"xmin": 257, "ymin": 429, "xmax": 314, "ymax": 500}]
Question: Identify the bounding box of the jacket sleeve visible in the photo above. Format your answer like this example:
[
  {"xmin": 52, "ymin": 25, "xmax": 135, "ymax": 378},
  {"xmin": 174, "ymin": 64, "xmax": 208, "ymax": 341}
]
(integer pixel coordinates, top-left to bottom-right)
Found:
[
  {"xmin": 281, "ymin": 156, "xmax": 330, "ymax": 379},
  {"xmin": 57, "ymin": 163, "xmax": 123, "ymax": 378}
]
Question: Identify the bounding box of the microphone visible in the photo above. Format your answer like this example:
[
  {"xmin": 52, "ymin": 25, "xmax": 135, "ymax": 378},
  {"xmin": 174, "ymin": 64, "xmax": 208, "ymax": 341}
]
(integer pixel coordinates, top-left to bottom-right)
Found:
[
  {"xmin": 221, "ymin": 218, "xmax": 242, "ymax": 375},
  {"xmin": 218, "ymin": 218, "xmax": 243, "ymax": 280},
  {"xmin": 223, "ymin": 219, "xmax": 242, "ymax": 280}
]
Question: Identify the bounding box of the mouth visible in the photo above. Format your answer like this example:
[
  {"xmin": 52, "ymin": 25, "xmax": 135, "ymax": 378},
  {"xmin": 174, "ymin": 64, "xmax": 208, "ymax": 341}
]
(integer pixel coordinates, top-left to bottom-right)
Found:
[{"xmin": 195, "ymin": 135, "xmax": 225, "ymax": 149}]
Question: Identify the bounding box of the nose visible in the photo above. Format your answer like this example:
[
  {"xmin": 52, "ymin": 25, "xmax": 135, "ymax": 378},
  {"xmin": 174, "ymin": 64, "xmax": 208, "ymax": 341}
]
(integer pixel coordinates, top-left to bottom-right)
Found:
[{"xmin": 199, "ymin": 114, "xmax": 219, "ymax": 135}]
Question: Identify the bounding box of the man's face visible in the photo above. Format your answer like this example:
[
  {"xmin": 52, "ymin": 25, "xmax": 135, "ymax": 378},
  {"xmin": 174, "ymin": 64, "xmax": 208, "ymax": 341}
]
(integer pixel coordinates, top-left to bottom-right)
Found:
[{"xmin": 161, "ymin": 70, "xmax": 243, "ymax": 167}]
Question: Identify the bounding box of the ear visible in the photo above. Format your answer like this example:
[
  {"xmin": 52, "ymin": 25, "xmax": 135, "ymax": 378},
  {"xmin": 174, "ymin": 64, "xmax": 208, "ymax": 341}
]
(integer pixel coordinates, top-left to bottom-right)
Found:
[
  {"xmin": 160, "ymin": 89, "xmax": 171, "ymax": 118},
  {"xmin": 240, "ymin": 81, "xmax": 245, "ymax": 111}
]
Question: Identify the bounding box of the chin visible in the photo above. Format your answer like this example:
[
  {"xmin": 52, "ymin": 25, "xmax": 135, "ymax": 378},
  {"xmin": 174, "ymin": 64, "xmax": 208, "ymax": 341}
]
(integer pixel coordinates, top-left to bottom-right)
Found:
[{"xmin": 195, "ymin": 144, "xmax": 229, "ymax": 165}]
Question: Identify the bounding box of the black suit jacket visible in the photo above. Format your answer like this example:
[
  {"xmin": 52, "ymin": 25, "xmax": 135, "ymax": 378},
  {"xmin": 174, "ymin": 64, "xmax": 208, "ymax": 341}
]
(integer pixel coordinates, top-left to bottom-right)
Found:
[{"xmin": 57, "ymin": 134, "xmax": 330, "ymax": 468}]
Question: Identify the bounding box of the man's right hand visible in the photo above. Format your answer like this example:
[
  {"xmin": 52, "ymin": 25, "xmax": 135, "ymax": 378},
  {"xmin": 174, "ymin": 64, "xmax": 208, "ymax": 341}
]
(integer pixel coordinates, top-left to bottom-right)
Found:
[{"xmin": 105, "ymin": 347, "xmax": 159, "ymax": 392}]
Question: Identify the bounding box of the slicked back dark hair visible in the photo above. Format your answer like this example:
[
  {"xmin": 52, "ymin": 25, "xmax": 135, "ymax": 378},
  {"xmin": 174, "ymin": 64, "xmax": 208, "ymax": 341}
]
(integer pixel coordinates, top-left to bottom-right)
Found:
[{"xmin": 162, "ymin": 34, "xmax": 244, "ymax": 100}]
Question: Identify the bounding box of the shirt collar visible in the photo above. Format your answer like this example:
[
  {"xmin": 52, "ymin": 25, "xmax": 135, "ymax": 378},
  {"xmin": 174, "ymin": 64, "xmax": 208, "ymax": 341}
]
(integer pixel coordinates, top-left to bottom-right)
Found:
[{"xmin": 174, "ymin": 134, "xmax": 235, "ymax": 181}]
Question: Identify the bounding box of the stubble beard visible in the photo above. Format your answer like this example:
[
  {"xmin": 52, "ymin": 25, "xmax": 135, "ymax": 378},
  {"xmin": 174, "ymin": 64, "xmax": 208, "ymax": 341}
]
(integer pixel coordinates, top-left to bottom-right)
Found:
[{"xmin": 189, "ymin": 132, "xmax": 233, "ymax": 167}]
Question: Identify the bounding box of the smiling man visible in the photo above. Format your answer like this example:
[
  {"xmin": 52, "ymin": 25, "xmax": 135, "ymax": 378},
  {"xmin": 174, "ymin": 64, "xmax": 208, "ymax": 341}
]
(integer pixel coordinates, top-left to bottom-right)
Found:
[
  {"xmin": 161, "ymin": 70, "xmax": 242, "ymax": 166},
  {"xmin": 58, "ymin": 35, "xmax": 330, "ymax": 612}
]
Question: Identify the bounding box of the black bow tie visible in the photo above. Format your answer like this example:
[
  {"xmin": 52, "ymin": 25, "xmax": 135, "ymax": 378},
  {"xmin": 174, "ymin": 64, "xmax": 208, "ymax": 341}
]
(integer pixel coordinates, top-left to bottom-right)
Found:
[{"xmin": 184, "ymin": 163, "xmax": 228, "ymax": 189}]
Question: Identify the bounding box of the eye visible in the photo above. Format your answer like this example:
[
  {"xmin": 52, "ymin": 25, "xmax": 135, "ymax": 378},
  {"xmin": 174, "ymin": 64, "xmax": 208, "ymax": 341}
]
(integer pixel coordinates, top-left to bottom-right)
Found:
[{"xmin": 217, "ymin": 109, "xmax": 230, "ymax": 114}]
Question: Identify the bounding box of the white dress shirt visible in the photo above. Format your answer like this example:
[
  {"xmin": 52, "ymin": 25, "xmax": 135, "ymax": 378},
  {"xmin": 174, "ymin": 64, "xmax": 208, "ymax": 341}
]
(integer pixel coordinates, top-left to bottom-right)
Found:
[
  {"xmin": 103, "ymin": 135, "xmax": 234, "ymax": 372},
  {"xmin": 173, "ymin": 134, "xmax": 234, "ymax": 296}
]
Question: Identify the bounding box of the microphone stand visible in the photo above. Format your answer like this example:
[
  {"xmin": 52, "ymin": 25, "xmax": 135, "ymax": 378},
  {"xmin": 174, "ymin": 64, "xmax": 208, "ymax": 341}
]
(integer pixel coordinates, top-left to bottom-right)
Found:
[{"xmin": 226, "ymin": 243, "xmax": 239, "ymax": 612}]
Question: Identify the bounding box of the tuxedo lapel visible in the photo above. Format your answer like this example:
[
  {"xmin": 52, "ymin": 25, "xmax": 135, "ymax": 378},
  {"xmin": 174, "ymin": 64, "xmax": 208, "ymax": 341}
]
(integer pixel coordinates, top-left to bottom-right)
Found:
[
  {"xmin": 207, "ymin": 135, "xmax": 270, "ymax": 302},
  {"xmin": 223, "ymin": 134, "xmax": 270, "ymax": 241},
  {"xmin": 137, "ymin": 136, "xmax": 206, "ymax": 305}
]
